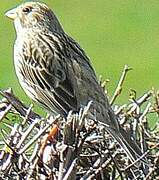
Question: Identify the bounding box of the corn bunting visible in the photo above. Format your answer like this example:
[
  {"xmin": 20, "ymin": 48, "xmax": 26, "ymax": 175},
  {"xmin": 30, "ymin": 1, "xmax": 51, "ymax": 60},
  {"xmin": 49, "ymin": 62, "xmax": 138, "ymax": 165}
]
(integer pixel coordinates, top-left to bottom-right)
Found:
[{"xmin": 5, "ymin": 1, "xmax": 145, "ymax": 163}]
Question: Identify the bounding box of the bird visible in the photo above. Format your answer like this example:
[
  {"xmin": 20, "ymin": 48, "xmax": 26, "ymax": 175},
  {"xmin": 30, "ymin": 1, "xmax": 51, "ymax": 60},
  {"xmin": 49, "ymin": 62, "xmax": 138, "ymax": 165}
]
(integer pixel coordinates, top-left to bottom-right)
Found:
[{"xmin": 5, "ymin": 1, "xmax": 145, "ymax": 164}]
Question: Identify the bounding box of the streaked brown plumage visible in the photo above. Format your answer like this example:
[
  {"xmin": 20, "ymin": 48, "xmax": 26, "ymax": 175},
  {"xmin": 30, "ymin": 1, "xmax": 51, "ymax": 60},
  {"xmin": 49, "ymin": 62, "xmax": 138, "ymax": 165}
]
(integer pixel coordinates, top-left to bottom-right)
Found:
[{"xmin": 5, "ymin": 1, "xmax": 145, "ymax": 163}]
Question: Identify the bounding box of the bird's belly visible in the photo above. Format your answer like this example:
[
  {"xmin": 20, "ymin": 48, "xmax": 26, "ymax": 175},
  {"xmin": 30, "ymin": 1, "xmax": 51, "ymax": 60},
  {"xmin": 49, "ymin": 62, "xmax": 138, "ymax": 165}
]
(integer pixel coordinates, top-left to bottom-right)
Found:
[{"xmin": 14, "ymin": 54, "xmax": 37, "ymax": 102}]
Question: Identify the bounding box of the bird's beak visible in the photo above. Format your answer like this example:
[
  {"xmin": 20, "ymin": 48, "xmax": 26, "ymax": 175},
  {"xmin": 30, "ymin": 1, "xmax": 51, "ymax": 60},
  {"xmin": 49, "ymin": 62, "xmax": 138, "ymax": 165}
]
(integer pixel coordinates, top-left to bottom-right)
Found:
[{"xmin": 5, "ymin": 8, "xmax": 17, "ymax": 20}]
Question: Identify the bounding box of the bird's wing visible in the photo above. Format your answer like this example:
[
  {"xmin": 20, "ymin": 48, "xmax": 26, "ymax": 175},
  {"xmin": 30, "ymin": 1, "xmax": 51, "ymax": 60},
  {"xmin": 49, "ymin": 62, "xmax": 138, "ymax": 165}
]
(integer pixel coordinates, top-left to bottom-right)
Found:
[{"xmin": 20, "ymin": 32, "xmax": 82, "ymax": 116}]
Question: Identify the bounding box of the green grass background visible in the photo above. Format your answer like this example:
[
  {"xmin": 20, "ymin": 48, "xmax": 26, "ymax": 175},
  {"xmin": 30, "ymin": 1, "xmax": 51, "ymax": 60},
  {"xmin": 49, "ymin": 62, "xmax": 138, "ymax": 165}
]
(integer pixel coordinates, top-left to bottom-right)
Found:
[{"xmin": 1, "ymin": 0, "xmax": 159, "ymax": 114}]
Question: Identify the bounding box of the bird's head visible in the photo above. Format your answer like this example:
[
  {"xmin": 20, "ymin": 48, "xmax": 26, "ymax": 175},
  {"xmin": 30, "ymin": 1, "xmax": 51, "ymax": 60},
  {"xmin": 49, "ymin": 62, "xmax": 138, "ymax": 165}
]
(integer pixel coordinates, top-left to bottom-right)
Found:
[{"xmin": 5, "ymin": 1, "xmax": 64, "ymax": 33}]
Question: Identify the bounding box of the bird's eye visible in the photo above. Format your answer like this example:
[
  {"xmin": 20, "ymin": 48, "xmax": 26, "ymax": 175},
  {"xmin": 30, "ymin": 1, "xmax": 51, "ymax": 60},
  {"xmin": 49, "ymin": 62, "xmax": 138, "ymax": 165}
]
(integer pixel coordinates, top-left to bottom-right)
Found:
[{"xmin": 22, "ymin": 7, "xmax": 32, "ymax": 13}]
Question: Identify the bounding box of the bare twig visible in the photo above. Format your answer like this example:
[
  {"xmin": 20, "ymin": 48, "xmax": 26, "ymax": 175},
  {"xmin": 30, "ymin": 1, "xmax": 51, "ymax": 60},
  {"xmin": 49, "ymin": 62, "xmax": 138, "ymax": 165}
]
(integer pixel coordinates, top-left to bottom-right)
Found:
[
  {"xmin": 1, "ymin": 67, "xmax": 159, "ymax": 179},
  {"xmin": 110, "ymin": 65, "xmax": 132, "ymax": 105}
]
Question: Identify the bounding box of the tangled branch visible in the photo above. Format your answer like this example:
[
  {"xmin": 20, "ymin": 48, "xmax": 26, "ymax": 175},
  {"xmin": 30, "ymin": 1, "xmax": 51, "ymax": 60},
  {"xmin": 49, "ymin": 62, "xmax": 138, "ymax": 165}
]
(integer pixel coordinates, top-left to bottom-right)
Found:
[{"xmin": 0, "ymin": 66, "xmax": 159, "ymax": 180}]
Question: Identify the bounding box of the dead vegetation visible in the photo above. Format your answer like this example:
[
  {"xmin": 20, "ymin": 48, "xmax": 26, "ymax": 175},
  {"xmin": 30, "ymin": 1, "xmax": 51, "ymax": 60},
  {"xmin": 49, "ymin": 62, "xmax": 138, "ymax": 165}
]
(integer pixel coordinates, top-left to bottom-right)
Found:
[{"xmin": 0, "ymin": 65, "xmax": 159, "ymax": 179}]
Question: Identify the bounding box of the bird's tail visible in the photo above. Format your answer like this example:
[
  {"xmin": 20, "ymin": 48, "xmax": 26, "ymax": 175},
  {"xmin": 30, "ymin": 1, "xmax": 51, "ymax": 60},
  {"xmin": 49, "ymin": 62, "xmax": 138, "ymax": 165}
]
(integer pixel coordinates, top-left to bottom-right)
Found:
[
  {"xmin": 106, "ymin": 127, "xmax": 144, "ymax": 164},
  {"xmin": 101, "ymin": 106, "xmax": 148, "ymax": 166},
  {"xmin": 106, "ymin": 126, "xmax": 150, "ymax": 175}
]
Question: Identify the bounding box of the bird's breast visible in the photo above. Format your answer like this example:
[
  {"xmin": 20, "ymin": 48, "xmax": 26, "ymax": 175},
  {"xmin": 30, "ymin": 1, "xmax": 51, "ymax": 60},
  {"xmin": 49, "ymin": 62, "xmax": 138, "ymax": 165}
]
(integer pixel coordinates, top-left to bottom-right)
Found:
[{"xmin": 13, "ymin": 38, "xmax": 38, "ymax": 101}]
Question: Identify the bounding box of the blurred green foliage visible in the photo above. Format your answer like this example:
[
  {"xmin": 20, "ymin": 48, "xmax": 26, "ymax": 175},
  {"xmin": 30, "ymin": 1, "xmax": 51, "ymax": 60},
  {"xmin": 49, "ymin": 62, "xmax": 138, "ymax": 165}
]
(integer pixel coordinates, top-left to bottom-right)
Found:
[{"xmin": 1, "ymin": 0, "xmax": 159, "ymax": 112}]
